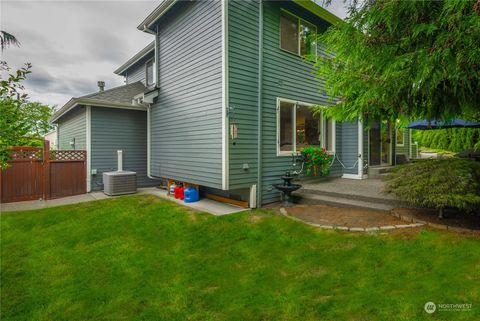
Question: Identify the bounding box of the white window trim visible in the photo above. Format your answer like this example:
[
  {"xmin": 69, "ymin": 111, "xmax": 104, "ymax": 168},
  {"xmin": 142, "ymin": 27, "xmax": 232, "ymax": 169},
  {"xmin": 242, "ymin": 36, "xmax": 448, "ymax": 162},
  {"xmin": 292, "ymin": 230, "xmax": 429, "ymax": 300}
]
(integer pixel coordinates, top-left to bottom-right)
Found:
[
  {"xmin": 276, "ymin": 97, "xmax": 337, "ymax": 157},
  {"xmin": 279, "ymin": 9, "xmax": 318, "ymax": 59},
  {"xmin": 321, "ymin": 114, "xmax": 336, "ymax": 153},
  {"xmin": 396, "ymin": 128, "xmax": 405, "ymax": 147}
]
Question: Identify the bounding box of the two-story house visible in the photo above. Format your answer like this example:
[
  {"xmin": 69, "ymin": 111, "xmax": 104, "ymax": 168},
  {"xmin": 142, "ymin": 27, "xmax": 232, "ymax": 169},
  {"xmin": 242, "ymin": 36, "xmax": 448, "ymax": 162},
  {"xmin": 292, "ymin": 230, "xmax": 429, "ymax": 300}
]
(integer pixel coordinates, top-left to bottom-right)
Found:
[{"xmin": 52, "ymin": 0, "xmax": 415, "ymax": 206}]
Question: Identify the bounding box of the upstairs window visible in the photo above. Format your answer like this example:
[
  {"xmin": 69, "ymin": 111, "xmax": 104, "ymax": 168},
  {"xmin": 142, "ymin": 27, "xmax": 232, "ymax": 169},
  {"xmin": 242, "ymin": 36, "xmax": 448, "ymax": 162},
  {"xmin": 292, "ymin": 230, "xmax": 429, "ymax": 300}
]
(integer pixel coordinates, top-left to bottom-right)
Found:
[
  {"xmin": 146, "ymin": 59, "xmax": 154, "ymax": 86},
  {"xmin": 280, "ymin": 11, "xmax": 317, "ymax": 58}
]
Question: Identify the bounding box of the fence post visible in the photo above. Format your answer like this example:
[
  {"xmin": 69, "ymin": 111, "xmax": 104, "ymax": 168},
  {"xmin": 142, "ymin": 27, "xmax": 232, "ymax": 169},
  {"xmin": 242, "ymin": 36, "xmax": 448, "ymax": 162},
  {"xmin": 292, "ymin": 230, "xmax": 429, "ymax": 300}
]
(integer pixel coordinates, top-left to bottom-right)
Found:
[{"xmin": 44, "ymin": 140, "xmax": 50, "ymax": 200}]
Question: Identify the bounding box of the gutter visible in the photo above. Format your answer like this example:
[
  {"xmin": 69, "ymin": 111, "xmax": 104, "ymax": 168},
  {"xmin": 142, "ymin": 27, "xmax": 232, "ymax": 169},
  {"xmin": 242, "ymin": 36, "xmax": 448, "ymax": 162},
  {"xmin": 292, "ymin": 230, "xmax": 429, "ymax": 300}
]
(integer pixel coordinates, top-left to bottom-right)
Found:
[
  {"xmin": 256, "ymin": 0, "xmax": 264, "ymax": 207},
  {"xmin": 142, "ymin": 24, "xmax": 163, "ymax": 180},
  {"xmin": 137, "ymin": 0, "xmax": 178, "ymax": 31},
  {"xmin": 50, "ymin": 98, "xmax": 147, "ymax": 123},
  {"xmin": 113, "ymin": 42, "xmax": 154, "ymax": 75},
  {"xmin": 292, "ymin": 0, "xmax": 343, "ymax": 25}
]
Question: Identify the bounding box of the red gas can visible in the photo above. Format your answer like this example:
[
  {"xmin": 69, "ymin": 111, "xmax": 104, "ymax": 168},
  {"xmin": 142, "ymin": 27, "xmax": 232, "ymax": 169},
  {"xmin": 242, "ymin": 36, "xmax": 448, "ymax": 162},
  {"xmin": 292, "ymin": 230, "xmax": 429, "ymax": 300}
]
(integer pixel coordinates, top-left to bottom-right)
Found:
[
  {"xmin": 174, "ymin": 185, "xmax": 181, "ymax": 199},
  {"xmin": 178, "ymin": 186, "xmax": 185, "ymax": 200}
]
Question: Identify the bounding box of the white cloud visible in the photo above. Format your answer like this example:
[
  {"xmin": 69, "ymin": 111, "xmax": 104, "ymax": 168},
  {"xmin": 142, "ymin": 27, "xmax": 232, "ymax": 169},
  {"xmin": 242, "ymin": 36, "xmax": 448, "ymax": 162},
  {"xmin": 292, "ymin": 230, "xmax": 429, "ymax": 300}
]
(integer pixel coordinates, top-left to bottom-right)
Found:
[
  {"xmin": 1, "ymin": 0, "xmax": 349, "ymax": 110},
  {"xmin": 1, "ymin": 0, "xmax": 158, "ymax": 109}
]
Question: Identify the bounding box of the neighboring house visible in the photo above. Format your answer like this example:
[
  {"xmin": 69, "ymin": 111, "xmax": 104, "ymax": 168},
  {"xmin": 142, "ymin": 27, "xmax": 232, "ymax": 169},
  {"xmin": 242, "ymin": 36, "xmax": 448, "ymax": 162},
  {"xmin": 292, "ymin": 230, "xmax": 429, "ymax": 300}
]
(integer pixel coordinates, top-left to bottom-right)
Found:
[
  {"xmin": 44, "ymin": 130, "xmax": 57, "ymax": 150},
  {"xmin": 53, "ymin": 0, "xmax": 416, "ymax": 205}
]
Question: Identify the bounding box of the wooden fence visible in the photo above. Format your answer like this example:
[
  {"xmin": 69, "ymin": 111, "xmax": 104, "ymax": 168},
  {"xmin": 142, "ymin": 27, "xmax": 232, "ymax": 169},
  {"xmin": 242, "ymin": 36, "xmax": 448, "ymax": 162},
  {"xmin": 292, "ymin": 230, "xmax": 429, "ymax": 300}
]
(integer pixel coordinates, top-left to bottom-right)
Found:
[{"xmin": 0, "ymin": 142, "xmax": 87, "ymax": 203}]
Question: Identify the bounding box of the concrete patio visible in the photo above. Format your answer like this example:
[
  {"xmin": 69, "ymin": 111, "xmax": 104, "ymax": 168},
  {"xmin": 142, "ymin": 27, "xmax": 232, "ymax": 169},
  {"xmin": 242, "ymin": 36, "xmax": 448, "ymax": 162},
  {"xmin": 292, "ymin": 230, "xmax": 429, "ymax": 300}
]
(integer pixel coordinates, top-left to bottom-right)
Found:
[
  {"xmin": 0, "ymin": 188, "xmax": 247, "ymax": 216},
  {"xmin": 296, "ymin": 177, "xmax": 404, "ymax": 211}
]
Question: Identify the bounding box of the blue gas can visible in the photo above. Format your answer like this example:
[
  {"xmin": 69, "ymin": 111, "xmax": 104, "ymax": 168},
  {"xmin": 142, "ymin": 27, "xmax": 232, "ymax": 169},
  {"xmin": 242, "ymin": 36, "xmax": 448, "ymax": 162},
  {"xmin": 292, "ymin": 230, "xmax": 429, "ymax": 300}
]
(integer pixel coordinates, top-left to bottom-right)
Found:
[{"xmin": 184, "ymin": 187, "xmax": 199, "ymax": 203}]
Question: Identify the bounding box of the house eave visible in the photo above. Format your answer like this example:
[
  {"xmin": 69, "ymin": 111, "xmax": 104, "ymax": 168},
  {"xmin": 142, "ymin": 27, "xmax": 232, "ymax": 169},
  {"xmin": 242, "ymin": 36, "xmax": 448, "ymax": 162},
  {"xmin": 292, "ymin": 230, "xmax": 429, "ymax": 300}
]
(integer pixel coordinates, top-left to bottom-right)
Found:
[
  {"xmin": 137, "ymin": 0, "xmax": 178, "ymax": 31},
  {"xmin": 50, "ymin": 98, "xmax": 147, "ymax": 123},
  {"xmin": 114, "ymin": 42, "xmax": 155, "ymax": 75},
  {"xmin": 292, "ymin": 0, "xmax": 343, "ymax": 25}
]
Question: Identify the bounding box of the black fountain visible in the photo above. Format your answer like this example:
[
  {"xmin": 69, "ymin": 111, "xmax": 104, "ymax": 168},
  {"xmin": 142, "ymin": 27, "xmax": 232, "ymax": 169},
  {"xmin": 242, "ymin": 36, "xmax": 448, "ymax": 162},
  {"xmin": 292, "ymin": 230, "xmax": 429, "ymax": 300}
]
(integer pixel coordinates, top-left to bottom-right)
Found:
[
  {"xmin": 273, "ymin": 170, "xmax": 302, "ymax": 207},
  {"xmin": 273, "ymin": 154, "xmax": 307, "ymax": 207}
]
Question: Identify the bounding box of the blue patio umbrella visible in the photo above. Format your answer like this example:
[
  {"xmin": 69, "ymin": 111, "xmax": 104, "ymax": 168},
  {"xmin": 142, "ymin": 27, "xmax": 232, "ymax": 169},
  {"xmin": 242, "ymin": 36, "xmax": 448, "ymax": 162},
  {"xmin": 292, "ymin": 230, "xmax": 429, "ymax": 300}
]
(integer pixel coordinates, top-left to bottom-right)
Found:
[{"xmin": 407, "ymin": 119, "xmax": 480, "ymax": 130}]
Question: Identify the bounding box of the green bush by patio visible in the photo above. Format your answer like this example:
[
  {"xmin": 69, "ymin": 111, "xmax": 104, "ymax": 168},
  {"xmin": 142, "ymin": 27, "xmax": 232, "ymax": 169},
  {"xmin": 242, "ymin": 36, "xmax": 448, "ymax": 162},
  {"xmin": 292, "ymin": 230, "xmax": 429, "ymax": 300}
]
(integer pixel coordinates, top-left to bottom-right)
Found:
[
  {"xmin": 385, "ymin": 159, "xmax": 480, "ymax": 217},
  {"xmin": 1, "ymin": 195, "xmax": 479, "ymax": 320}
]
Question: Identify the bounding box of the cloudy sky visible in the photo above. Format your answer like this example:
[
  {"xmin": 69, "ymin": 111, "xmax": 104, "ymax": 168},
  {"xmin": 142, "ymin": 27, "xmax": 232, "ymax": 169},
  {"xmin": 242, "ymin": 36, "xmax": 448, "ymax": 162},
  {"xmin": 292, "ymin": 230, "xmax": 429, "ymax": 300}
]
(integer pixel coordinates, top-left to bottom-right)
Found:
[{"xmin": 1, "ymin": 0, "xmax": 348, "ymax": 109}]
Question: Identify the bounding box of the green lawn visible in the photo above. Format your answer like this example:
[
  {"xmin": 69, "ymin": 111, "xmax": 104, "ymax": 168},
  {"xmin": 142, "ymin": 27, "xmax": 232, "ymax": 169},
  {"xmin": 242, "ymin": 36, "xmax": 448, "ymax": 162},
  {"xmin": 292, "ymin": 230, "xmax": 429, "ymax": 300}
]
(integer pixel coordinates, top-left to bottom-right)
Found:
[{"xmin": 1, "ymin": 195, "xmax": 479, "ymax": 321}]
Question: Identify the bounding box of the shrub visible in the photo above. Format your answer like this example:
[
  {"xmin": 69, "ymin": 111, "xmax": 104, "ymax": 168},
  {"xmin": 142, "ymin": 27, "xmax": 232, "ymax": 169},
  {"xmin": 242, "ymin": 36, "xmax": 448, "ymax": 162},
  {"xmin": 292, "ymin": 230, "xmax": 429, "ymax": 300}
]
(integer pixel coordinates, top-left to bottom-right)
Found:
[
  {"xmin": 413, "ymin": 128, "xmax": 480, "ymax": 153},
  {"xmin": 385, "ymin": 159, "xmax": 480, "ymax": 218},
  {"xmin": 301, "ymin": 147, "xmax": 333, "ymax": 176}
]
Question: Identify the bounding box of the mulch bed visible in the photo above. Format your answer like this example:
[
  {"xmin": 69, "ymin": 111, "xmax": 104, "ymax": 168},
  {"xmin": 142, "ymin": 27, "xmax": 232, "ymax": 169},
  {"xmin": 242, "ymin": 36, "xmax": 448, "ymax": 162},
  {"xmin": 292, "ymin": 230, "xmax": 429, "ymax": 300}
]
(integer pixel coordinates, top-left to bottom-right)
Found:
[{"xmin": 285, "ymin": 204, "xmax": 405, "ymax": 228}]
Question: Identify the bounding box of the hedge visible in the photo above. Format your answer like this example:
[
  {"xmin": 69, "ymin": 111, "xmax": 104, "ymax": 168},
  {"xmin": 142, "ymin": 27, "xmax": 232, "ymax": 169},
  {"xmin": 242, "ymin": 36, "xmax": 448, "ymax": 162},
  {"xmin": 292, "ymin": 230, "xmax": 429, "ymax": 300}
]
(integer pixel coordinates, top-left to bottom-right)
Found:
[{"xmin": 412, "ymin": 128, "xmax": 480, "ymax": 152}]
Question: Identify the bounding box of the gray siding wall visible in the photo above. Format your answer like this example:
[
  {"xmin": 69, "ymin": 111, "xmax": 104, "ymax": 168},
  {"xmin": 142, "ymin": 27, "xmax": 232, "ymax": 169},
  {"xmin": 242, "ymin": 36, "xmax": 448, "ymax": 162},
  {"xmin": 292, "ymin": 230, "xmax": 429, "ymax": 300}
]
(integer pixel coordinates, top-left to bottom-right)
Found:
[
  {"xmin": 149, "ymin": 0, "xmax": 223, "ymax": 188},
  {"xmin": 126, "ymin": 63, "xmax": 145, "ymax": 85},
  {"xmin": 90, "ymin": 107, "xmax": 156, "ymax": 191},
  {"xmin": 125, "ymin": 53, "xmax": 153, "ymax": 85},
  {"xmin": 57, "ymin": 106, "xmax": 86, "ymax": 150}
]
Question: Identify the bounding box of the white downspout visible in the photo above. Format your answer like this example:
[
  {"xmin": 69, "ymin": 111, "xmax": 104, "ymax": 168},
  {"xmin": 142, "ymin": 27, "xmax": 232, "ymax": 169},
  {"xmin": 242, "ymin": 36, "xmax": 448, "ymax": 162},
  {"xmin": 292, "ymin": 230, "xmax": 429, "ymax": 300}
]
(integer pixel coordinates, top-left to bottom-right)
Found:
[
  {"xmin": 147, "ymin": 105, "xmax": 151, "ymax": 178},
  {"xmin": 146, "ymin": 105, "xmax": 155, "ymax": 179},
  {"xmin": 86, "ymin": 105, "xmax": 92, "ymax": 192},
  {"xmin": 256, "ymin": 0, "xmax": 264, "ymax": 207},
  {"xmin": 357, "ymin": 119, "xmax": 364, "ymax": 179},
  {"xmin": 146, "ymin": 105, "xmax": 162, "ymax": 180},
  {"xmin": 117, "ymin": 150, "xmax": 123, "ymax": 171},
  {"xmin": 143, "ymin": 24, "xmax": 162, "ymax": 180}
]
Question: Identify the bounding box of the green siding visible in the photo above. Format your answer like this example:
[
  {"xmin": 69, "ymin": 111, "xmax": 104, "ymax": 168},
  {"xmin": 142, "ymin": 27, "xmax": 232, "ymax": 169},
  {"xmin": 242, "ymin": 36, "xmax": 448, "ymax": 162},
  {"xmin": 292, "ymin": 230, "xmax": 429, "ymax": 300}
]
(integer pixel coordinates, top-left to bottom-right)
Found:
[
  {"xmin": 227, "ymin": 0, "xmax": 259, "ymax": 190},
  {"xmin": 228, "ymin": 1, "xmax": 345, "ymax": 204},
  {"xmin": 57, "ymin": 106, "xmax": 86, "ymax": 150}
]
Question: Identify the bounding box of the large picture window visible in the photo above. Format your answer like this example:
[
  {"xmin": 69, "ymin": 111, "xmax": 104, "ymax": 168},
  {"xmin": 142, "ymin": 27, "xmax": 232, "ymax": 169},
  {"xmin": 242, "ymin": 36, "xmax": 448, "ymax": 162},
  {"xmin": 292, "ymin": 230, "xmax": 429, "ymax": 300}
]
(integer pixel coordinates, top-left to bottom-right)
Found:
[
  {"xmin": 280, "ymin": 10, "xmax": 317, "ymax": 58},
  {"xmin": 278, "ymin": 99, "xmax": 321, "ymax": 155}
]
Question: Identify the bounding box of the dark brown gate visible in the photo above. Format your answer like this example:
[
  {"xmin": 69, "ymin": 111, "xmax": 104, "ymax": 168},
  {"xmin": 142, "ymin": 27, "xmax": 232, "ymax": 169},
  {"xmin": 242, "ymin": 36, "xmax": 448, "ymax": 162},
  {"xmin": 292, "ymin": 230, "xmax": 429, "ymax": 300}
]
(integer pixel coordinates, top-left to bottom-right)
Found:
[
  {"xmin": 0, "ymin": 147, "xmax": 44, "ymax": 203},
  {"xmin": 47, "ymin": 150, "xmax": 87, "ymax": 199},
  {"xmin": 0, "ymin": 142, "xmax": 87, "ymax": 203}
]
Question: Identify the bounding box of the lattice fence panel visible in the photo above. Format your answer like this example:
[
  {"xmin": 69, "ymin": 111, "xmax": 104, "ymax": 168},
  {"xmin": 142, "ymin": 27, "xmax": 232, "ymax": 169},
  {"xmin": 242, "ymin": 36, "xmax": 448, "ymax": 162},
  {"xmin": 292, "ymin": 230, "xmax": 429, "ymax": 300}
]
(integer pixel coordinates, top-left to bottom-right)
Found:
[
  {"xmin": 50, "ymin": 150, "xmax": 86, "ymax": 161},
  {"xmin": 10, "ymin": 148, "xmax": 43, "ymax": 161}
]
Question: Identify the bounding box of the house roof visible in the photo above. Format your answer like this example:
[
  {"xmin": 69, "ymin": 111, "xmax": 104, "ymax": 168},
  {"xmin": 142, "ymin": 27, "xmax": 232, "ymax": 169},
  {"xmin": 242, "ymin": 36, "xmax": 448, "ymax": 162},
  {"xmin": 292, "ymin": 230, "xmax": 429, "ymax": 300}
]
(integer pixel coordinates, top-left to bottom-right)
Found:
[
  {"xmin": 137, "ymin": 0, "xmax": 342, "ymax": 32},
  {"xmin": 51, "ymin": 81, "xmax": 148, "ymax": 123},
  {"xmin": 114, "ymin": 41, "xmax": 155, "ymax": 76}
]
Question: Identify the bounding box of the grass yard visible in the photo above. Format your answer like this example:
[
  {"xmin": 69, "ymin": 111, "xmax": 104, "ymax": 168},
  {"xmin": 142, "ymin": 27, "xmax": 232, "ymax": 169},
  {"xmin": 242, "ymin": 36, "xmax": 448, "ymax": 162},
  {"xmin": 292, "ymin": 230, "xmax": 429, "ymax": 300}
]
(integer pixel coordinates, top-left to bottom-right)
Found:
[{"xmin": 1, "ymin": 195, "xmax": 479, "ymax": 320}]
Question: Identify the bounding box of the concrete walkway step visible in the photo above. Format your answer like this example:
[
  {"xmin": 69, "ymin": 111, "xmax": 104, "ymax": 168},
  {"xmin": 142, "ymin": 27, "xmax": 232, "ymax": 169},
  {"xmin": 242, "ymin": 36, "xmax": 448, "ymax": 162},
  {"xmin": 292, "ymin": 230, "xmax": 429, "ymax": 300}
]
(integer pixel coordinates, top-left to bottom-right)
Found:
[
  {"xmin": 299, "ymin": 187, "xmax": 401, "ymax": 206},
  {"xmin": 368, "ymin": 173, "xmax": 389, "ymax": 180},
  {"xmin": 297, "ymin": 192, "xmax": 396, "ymax": 212},
  {"xmin": 368, "ymin": 166, "xmax": 393, "ymax": 175}
]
